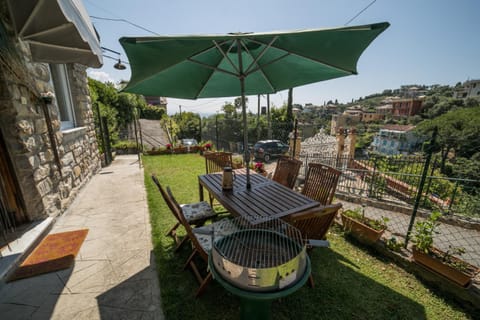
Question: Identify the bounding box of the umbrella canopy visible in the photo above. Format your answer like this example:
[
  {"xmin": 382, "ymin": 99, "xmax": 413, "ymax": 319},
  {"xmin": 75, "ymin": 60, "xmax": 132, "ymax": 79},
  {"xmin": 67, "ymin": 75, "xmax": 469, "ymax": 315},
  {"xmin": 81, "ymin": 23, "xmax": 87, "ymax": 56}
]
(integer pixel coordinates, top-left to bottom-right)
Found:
[{"xmin": 120, "ymin": 22, "xmax": 389, "ymax": 188}]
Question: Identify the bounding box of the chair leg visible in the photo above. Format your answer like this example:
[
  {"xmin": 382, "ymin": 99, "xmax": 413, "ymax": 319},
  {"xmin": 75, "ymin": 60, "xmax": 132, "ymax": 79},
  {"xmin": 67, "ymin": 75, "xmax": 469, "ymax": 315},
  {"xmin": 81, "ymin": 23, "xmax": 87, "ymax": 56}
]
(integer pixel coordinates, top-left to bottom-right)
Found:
[
  {"xmin": 184, "ymin": 250, "xmax": 198, "ymax": 270},
  {"xmin": 208, "ymin": 193, "xmax": 214, "ymax": 207},
  {"xmin": 308, "ymin": 274, "xmax": 315, "ymax": 288},
  {"xmin": 166, "ymin": 222, "xmax": 180, "ymax": 237},
  {"xmin": 195, "ymin": 272, "xmax": 213, "ymax": 298},
  {"xmin": 174, "ymin": 236, "xmax": 188, "ymax": 252}
]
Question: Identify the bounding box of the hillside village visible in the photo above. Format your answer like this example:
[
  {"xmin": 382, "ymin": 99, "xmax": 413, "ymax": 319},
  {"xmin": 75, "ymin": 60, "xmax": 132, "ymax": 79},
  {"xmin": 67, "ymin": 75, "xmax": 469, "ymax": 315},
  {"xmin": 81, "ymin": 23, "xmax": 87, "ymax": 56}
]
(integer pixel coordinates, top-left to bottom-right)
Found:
[{"xmin": 287, "ymin": 80, "xmax": 480, "ymax": 156}]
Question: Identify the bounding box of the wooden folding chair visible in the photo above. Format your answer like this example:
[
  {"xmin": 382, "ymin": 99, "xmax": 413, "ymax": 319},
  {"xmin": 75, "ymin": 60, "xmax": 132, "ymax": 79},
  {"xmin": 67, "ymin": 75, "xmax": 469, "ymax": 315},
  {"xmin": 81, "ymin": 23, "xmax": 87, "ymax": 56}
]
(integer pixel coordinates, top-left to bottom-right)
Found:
[
  {"xmin": 151, "ymin": 174, "xmax": 217, "ymax": 251},
  {"xmin": 291, "ymin": 163, "xmax": 342, "ymax": 287},
  {"xmin": 283, "ymin": 203, "xmax": 343, "ymax": 287},
  {"xmin": 204, "ymin": 151, "xmax": 233, "ymax": 208},
  {"xmin": 301, "ymin": 163, "xmax": 342, "ymax": 205},
  {"xmin": 204, "ymin": 151, "xmax": 233, "ymax": 174},
  {"xmin": 272, "ymin": 156, "xmax": 302, "ymax": 189},
  {"xmin": 166, "ymin": 187, "xmax": 238, "ymax": 298}
]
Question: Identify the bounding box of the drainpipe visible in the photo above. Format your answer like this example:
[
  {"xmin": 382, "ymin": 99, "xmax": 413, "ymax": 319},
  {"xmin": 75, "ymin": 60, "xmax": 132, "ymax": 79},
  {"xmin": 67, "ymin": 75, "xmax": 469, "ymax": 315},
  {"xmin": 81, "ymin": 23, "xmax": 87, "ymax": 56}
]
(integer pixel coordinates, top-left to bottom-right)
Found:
[{"xmin": 40, "ymin": 98, "xmax": 62, "ymax": 177}]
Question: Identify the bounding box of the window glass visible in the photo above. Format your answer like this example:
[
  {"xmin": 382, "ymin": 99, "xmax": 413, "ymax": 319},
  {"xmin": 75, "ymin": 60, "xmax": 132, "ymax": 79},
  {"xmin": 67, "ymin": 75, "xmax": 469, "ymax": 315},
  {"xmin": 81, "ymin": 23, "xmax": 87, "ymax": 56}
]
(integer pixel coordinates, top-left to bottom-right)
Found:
[{"xmin": 49, "ymin": 64, "xmax": 75, "ymax": 130}]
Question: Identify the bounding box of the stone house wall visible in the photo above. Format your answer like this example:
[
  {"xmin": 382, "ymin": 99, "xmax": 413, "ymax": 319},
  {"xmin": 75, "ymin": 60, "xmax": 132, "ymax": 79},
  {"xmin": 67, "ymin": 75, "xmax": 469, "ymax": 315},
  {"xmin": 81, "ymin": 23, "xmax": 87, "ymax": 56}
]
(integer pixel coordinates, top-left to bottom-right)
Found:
[{"xmin": 0, "ymin": 8, "xmax": 101, "ymax": 222}]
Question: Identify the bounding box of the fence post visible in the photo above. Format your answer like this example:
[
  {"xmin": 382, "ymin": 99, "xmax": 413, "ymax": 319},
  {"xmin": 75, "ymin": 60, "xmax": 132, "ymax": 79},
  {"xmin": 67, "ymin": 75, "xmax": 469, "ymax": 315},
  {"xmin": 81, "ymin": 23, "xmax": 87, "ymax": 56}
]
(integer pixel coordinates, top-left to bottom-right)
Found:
[
  {"xmin": 369, "ymin": 156, "xmax": 378, "ymax": 198},
  {"xmin": 404, "ymin": 127, "xmax": 438, "ymax": 248},
  {"xmin": 422, "ymin": 156, "xmax": 437, "ymax": 207},
  {"xmin": 447, "ymin": 181, "xmax": 459, "ymax": 214},
  {"xmin": 304, "ymin": 153, "xmax": 309, "ymax": 177},
  {"xmin": 215, "ymin": 114, "xmax": 219, "ymax": 150},
  {"xmin": 292, "ymin": 119, "xmax": 298, "ymax": 159},
  {"xmin": 101, "ymin": 116, "xmax": 112, "ymax": 166}
]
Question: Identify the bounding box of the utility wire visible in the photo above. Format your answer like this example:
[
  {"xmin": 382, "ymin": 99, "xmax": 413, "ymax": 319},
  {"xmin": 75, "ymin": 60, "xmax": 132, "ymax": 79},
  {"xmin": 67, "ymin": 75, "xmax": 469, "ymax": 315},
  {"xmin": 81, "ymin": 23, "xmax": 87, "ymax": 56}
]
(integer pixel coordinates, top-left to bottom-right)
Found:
[
  {"xmin": 90, "ymin": 15, "xmax": 159, "ymax": 35},
  {"xmin": 102, "ymin": 54, "xmax": 130, "ymax": 64},
  {"xmin": 345, "ymin": 0, "xmax": 377, "ymax": 26}
]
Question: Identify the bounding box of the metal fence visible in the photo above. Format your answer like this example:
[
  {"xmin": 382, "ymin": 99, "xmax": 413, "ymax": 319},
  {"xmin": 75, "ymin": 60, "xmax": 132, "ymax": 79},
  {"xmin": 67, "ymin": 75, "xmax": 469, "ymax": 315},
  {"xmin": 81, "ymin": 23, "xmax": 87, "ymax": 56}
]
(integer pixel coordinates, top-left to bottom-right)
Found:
[
  {"xmin": 300, "ymin": 152, "xmax": 480, "ymax": 268},
  {"xmin": 200, "ymin": 119, "xmax": 322, "ymax": 153}
]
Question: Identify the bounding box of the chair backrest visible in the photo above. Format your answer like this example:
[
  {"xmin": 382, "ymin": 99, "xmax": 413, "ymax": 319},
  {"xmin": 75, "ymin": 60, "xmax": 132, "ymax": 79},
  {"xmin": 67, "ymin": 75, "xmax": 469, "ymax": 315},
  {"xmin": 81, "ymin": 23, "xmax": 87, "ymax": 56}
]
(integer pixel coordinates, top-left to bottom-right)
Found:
[
  {"xmin": 166, "ymin": 187, "xmax": 208, "ymax": 258},
  {"xmin": 272, "ymin": 156, "xmax": 302, "ymax": 189},
  {"xmin": 284, "ymin": 203, "xmax": 342, "ymax": 240},
  {"xmin": 151, "ymin": 174, "xmax": 181, "ymax": 222},
  {"xmin": 301, "ymin": 163, "xmax": 341, "ymax": 205},
  {"xmin": 204, "ymin": 152, "xmax": 233, "ymax": 173}
]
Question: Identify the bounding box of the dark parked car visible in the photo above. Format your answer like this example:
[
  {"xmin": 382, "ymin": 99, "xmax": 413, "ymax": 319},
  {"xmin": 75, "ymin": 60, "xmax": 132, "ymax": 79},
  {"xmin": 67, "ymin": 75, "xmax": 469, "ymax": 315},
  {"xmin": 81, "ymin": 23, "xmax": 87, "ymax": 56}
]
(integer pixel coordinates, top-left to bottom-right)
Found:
[{"xmin": 253, "ymin": 140, "xmax": 289, "ymax": 162}]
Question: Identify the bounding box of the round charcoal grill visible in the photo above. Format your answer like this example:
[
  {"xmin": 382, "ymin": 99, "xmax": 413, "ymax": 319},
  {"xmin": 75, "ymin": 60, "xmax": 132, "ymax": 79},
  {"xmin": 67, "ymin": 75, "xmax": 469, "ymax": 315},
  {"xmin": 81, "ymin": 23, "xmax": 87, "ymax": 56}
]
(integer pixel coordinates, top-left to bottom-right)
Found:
[
  {"xmin": 209, "ymin": 217, "xmax": 311, "ymax": 320},
  {"xmin": 212, "ymin": 228, "xmax": 307, "ymax": 291}
]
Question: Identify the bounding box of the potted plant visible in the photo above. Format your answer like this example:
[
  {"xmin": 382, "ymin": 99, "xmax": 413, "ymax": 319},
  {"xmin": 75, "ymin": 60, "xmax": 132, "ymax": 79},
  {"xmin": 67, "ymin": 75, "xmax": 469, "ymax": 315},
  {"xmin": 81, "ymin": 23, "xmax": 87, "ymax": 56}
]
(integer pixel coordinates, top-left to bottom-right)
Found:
[
  {"xmin": 232, "ymin": 155, "xmax": 243, "ymax": 169},
  {"xmin": 203, "ymin": 142, "xmax": 212, "ymax": 151},
  {"xmin": 341, "ymin": 206, "xmax": 389, "ymax": 244},
  {"xmin": 253, "ymin": 161, "xmax": 267, "ymax": 176},
  {"xmin": 411, "ymin": 211, "xmax": 479, "ymax": 287}
]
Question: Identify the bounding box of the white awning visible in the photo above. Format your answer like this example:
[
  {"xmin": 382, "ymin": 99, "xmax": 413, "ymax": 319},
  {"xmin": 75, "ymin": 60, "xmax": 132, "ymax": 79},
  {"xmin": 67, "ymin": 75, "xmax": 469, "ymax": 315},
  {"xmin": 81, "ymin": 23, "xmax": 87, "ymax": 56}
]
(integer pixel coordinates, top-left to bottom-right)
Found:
[{"xmin": 6, "ymin": 0, "xmax": 103, "ymax": 67}]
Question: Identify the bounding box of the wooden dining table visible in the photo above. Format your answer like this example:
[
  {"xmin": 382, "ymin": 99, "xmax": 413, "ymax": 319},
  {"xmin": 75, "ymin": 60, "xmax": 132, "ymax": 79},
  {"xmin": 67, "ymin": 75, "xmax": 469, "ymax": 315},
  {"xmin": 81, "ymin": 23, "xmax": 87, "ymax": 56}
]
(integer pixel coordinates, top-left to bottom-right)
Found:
[{"xmin": 198, "ymin": 168, "xmax": 320, "ymax": 225}]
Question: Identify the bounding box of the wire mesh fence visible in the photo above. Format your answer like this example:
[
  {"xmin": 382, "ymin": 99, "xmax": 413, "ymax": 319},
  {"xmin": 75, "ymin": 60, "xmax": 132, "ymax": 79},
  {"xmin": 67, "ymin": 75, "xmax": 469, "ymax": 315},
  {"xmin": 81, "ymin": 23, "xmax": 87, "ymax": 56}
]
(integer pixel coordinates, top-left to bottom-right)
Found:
[
  {"xmin": 200, "ymin": 119, "xmax": 321, "ymax": 153},
  {"xmin": 301, "ymin": 152, "xmax": 480, "ymax": 268}
]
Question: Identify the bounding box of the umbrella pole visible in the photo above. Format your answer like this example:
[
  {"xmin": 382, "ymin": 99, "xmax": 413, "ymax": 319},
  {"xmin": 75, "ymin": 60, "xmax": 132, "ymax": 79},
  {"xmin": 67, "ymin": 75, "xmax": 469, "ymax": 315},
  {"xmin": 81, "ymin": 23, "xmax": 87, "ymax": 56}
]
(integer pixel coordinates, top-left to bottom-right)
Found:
[
  {"xmin": 238, "ymin": 39, "xmax": 251, "ymax": 189},
  {"xmin": 241, "ymin": 77, "xmax": 250, "ymax": 190}
]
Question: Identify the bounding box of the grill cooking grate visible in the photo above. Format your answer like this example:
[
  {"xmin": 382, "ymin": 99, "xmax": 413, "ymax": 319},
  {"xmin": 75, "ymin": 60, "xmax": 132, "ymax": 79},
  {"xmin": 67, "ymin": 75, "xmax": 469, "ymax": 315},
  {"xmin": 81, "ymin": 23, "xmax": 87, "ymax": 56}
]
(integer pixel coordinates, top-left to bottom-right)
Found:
[{"xmin": 213, "ymin": 217, "xmax": 303, "ymax": 268}]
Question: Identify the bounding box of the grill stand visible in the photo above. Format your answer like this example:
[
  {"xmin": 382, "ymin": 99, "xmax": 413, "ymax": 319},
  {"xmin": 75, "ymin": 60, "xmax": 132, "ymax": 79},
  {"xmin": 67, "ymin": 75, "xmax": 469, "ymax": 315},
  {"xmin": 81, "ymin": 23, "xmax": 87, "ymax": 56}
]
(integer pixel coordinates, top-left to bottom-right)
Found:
[{"xmin": 209, "ymin": 254, "xmax": 311, "ymax": 320}]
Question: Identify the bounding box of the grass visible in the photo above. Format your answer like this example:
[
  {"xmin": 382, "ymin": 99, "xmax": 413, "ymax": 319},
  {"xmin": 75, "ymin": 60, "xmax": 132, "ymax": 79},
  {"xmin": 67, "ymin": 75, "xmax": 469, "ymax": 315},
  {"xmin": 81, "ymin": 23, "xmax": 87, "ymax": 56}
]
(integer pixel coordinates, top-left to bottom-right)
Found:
[{"xmin": 142, "ymin": 153, "xmax": 474, "ymax": 320}]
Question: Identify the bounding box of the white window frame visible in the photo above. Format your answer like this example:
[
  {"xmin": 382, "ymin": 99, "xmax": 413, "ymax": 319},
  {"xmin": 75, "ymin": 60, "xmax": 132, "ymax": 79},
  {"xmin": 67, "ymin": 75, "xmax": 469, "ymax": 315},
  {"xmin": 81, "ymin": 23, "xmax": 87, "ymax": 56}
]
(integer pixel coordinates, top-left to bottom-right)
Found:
[{"xmin": 49, "ymin": 64, "xmax": 76, "ymax": 130}]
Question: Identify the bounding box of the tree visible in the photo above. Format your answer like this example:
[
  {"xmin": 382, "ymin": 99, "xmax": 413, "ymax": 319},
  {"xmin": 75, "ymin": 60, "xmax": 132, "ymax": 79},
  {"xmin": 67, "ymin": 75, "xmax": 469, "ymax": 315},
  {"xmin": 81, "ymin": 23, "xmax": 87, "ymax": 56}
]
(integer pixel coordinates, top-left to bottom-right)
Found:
[
  {"xmin": 173, "ymin": 112, "xmax": 201, "ymax": 141},
  {"xmin": 88, "ymin": 79, "xmax": 120, "ymax": 146},
  {"xmin": 286, "ymin": 88, "xmax": 294, "ymax": 133},
  {"xmin": 415, "ymin": 107, "xmax": 480, "ymax": 175},
  {"xmin": 233, "ymin": 96, "xmax": 248, "ymax": 119},
  {"xmin": 117, "ymin": 92, "xmax": 147, "ymax": 127},
  {"xmin": 222, "ymin": 101, "xmax": 236, "ymax": 118}
]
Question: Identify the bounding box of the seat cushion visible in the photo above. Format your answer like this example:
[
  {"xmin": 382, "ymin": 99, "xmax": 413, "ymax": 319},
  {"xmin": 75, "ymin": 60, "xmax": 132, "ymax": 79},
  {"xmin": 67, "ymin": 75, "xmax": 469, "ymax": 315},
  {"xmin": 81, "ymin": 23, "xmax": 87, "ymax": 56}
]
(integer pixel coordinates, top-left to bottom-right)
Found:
[
  {"xmin": 193, "ymin": 219, "xmax": 239, "ymax": 252},
  {"xmin": 180, "ymin": 201, "xmax": 217, "ymax": 222}
]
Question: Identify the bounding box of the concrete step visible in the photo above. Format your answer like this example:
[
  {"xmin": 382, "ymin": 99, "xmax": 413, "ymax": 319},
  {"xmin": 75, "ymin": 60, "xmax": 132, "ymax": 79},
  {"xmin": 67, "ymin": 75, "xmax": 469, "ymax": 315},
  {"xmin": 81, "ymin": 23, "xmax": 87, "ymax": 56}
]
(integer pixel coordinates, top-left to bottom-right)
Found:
[{"xmin": 0, "ymin": 218, "xmax": 54, "ymax": 284}]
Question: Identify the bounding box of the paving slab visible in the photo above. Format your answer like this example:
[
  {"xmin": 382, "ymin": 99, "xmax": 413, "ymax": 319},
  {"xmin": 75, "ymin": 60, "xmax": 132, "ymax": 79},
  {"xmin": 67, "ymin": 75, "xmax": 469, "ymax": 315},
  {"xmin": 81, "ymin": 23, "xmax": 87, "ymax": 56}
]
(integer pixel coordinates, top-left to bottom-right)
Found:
[{"xmin": 0, "ymin": 155, "xmax": 164, "ymax": 320}]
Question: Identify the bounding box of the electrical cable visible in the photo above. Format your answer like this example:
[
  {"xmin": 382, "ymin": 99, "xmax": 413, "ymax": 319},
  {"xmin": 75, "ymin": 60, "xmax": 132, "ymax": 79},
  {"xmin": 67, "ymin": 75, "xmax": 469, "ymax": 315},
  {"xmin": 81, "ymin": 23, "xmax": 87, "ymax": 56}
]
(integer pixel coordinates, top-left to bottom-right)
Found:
[
  {"xmin": 90, "ymin": 15, "xmax": 159, "ymax": 35},
  {"xmin": 102, "ymin": 54, "xmax": 130, "ymax": 64},
  {"xmin": 345, "ymin": 0, "xmax": 377, "ymax": 26}
]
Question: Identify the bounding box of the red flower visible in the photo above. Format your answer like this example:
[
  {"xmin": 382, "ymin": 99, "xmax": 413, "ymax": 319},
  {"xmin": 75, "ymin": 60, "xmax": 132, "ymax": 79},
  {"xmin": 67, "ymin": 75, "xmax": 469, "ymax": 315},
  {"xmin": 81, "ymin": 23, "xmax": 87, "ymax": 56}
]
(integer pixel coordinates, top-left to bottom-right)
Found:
[
  {"xmin": 166, "ymin": 143, "xmax": 172, "ymax": 149},
  {"xmin": 254, "ymin": 162, "xmax": 264, "ymax": 172}
]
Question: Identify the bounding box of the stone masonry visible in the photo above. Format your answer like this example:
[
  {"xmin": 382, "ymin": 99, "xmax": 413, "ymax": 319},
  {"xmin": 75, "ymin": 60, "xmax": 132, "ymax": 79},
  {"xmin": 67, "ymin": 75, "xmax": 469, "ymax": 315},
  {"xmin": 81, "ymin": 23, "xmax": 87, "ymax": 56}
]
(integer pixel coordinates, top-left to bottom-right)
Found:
[{"xmin": 0, "ymin": 8, "xmax": 101, "ymax": 222}]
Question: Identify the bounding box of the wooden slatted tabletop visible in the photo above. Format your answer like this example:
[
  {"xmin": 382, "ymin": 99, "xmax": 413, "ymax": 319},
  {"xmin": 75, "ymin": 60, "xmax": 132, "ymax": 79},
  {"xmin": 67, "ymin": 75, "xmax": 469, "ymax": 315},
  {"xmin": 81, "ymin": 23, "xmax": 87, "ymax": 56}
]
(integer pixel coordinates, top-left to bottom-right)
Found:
[{"xmin": 198, "ymin": 169, "xmax": 320, "ymax": 224}]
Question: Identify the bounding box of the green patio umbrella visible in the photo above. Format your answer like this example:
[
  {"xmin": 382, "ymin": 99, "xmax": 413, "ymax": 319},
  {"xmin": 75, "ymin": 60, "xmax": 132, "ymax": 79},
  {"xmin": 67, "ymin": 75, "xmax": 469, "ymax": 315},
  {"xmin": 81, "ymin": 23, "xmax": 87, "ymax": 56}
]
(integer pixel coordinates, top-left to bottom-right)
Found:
[{"xmin": 119, "ymin": 22, "xmax": 389, "ymax": 189}]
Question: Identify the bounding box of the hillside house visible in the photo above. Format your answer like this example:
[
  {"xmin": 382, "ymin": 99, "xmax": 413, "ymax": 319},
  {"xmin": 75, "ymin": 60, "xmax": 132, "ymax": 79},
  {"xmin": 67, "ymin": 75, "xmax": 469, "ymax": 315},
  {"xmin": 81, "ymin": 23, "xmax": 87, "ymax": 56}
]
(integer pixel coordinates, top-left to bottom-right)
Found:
[
  {"xmin": 361, "ymin": 111, "xmax": 385, "ymax": 122},
  {"xmin": 453, "ymin": 79, "xmax": 480, "ymax": 100},
  {"xmin": 391, "ymin": 98, "xmax": 423, "ymax": 118},
  {"xmin": 370, "ymin": 125, "xmax": 422, "ymax": 155}
]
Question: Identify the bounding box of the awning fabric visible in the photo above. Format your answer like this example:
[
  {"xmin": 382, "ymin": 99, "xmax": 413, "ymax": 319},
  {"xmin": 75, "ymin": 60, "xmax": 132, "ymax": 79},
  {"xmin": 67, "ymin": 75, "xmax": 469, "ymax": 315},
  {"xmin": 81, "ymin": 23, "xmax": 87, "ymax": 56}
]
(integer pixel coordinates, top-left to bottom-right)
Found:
[{"xmin": 6, "ymin": 0, "xmax": 103, "ymax": 67}]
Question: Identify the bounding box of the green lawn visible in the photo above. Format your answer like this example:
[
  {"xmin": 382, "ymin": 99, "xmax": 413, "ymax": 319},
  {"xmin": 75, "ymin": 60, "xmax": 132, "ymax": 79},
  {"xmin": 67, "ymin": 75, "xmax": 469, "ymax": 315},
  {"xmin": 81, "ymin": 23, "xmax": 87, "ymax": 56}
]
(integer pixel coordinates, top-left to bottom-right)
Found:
[{"xmin": 142, "ymin": 154, "xmax": 473, "ymax": 320}]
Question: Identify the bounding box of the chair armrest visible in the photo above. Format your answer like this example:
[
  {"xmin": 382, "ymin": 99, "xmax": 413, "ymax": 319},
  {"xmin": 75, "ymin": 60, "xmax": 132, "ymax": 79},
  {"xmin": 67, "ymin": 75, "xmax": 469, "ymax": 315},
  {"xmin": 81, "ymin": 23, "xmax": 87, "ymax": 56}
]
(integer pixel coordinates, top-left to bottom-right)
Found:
[{"xmin": 286, "ymin": 203, "xmax": 342, "ymax": 222}]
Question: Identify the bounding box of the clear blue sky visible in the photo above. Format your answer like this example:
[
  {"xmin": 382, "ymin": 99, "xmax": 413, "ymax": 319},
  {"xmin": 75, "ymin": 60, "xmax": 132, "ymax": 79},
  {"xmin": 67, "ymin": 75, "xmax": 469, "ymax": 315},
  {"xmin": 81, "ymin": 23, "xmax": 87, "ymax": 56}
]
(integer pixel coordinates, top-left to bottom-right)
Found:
[{"xmin": 84, "ymin": 0, "xmax": 480, "ymax": 115}]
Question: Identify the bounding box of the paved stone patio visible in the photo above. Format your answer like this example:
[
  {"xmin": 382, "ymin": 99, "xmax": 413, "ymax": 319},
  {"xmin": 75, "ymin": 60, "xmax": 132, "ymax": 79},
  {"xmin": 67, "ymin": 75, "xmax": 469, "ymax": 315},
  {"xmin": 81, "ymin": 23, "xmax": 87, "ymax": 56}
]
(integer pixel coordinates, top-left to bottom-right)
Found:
[{"xmin": 0, "ymin": 155, "xmax": 164, "ymax": 320}]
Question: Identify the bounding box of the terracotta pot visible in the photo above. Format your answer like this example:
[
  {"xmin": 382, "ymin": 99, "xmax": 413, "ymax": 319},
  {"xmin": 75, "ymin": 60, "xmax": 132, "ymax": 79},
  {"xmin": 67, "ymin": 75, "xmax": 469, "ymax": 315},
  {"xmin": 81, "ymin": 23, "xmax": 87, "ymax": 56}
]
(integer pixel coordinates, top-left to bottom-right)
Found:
[
  {"xmin": 341, "ymin": 214, "xmax": 384, "ymax": 244},
  {"xmin": 411, "ymin": 246, "xmax": 479, "ymax": 287}
]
